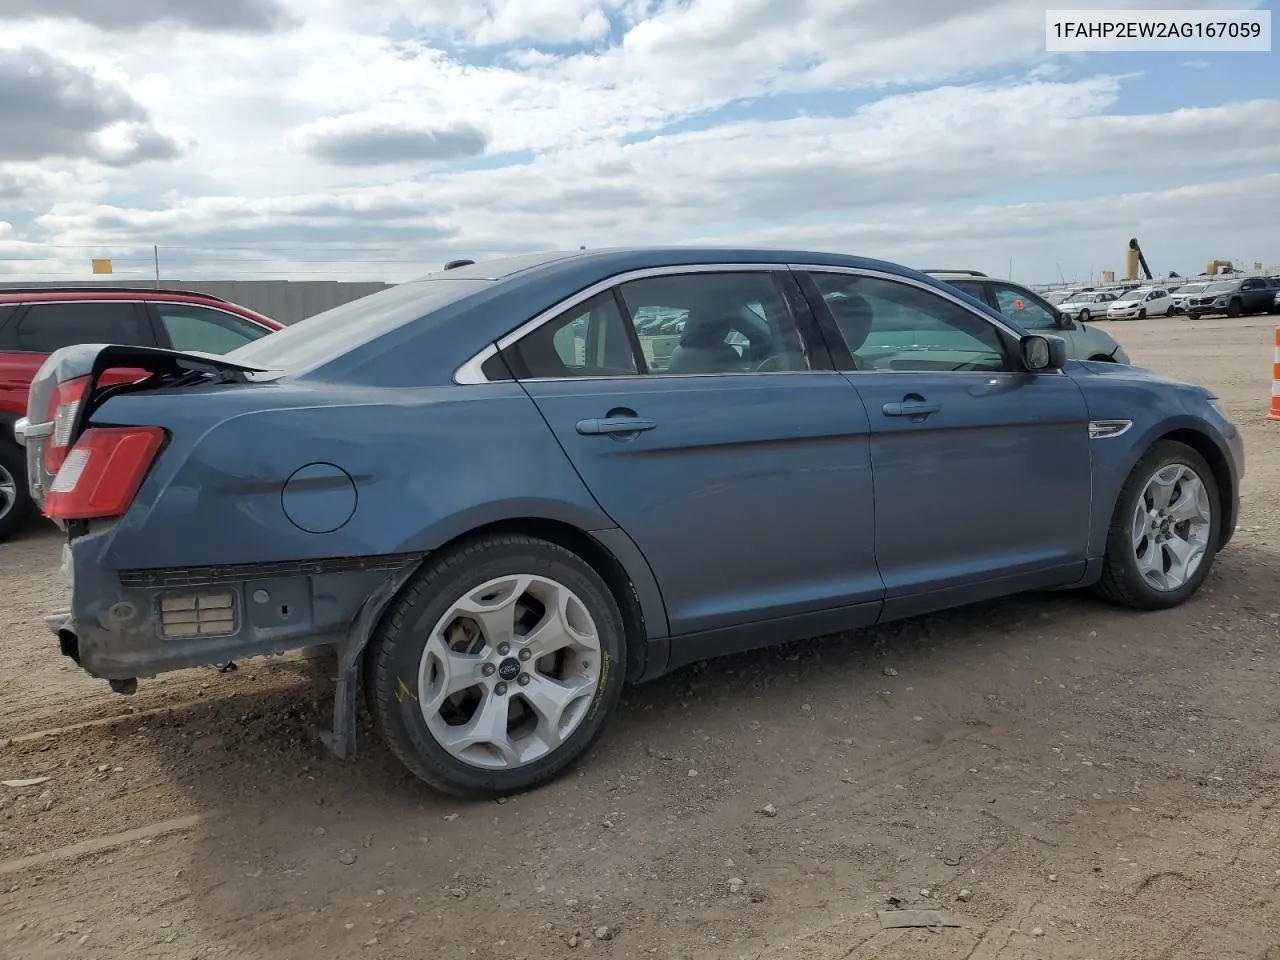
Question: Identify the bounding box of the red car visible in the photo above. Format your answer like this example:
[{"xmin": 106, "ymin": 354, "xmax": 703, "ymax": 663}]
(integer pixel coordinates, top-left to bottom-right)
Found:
[{"xmin": 0, "ymin": 287, "xmax": 282, "ymax": 541}]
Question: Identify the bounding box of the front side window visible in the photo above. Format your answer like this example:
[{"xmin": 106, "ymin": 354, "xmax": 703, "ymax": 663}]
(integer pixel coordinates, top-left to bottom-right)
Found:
[
  {"xmin": 989, "ymin": 284, "xmax": 1058, "ymax": 330},
  {"xmin": 808, "ymin": 273, "xmax": 1008, "ymax": 373},
  {"xmin": 156, "ymin": 303, "xmax": 272, "ymax": 355},
  {"xmin": 13, "ymin": 301, "xmax": 149, "ymax": 352},
  {"xmin": 507, "ymin": 271, "xmax": 812, "ymax": 379}
]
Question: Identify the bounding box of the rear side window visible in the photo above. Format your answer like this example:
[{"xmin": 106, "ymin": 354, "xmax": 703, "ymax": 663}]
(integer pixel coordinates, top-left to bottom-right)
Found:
[
  {"xmin": 945, "ymin": 279, "xmax": 989, "ymax": 303},
  {"xmin": 156, "ymin": 303, "xmax": 271, "ymax": 355},
  {"xmin": 508, "ymin": 292, "xmax": 639, "ymax": 378},
  {"xmin": 11, "ymin": 302, "xmax": 149, "ymax": 352}
]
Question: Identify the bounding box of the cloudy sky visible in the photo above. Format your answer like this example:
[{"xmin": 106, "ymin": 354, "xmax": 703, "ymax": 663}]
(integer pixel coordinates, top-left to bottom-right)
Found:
[{"xmin": 0, "ymin": 0, "xmax": 1276, "ymax": 285}]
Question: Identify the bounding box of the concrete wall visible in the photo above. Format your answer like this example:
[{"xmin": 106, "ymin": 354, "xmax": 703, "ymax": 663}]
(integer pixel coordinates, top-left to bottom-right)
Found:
[{"xmin": 0, "ymin": 279, "xmax": 395, "ymax": 325}]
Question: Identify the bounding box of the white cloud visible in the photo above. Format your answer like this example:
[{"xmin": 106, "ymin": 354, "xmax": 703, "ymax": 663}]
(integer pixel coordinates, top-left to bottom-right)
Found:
[{"xmin": 0, "ymin": 0, "xmax": 1275, "ymax": 285}]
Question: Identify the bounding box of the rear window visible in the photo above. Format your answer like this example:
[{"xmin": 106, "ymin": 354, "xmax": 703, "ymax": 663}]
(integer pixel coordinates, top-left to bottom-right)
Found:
[{"xmin": 227, "ymin": 278, "xmax": 489, "ymax": 372}]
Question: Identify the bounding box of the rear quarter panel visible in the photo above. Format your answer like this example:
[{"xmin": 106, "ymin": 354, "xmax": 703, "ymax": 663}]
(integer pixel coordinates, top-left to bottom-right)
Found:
[{"xmin": 87, "ymin": 381, "xmax": 620, "ymax": 571}]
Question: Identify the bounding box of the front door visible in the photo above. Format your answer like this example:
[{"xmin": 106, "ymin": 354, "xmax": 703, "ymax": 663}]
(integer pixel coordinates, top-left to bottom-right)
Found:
[
  {"xmin": 501, "ymin": 267, "xmax": 884, "ymax": 637},
  {"xmin": 798, "ymin": 269, "xmax": 1093, "ymax": 618}
]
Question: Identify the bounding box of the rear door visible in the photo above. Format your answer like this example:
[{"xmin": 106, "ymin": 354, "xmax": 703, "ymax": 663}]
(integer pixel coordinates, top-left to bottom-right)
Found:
[
  {"xmin": 498, "ymin": 265, "xmax": 884, "ymax": 641},
  {"xmin": 796, "ymin": 267, "xmax": 1092, "ymax": 619}
]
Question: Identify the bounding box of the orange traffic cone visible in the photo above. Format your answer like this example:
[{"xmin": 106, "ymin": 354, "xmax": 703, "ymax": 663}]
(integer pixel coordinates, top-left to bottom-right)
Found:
[{"xmin": 1271, "ymin": 326, "xmax": 1280, "ymax": 421}]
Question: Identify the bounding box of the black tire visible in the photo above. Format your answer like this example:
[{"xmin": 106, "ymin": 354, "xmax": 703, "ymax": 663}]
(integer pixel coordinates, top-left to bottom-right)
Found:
[
  {"xmin": 364, "ymin": 533, "xmax": 627, "ymax": 798},
  {"xmin": 1187, "ymin": 313, "xmax": 1200, "ymax": 320},
  {"xmin": 1093, "ymin": 440, "xmax": 1221, "ymax": 611},
  {"xmin": 0, "ymin": 442, "xmax": 34, "ymax": 543},
  {"xmin": 1079, "ymin": 309, "xmax": 1091, "ymax": 323},
  {"xmin": 1227, "ymin": 299, "xmax": 1242, "ymax": 318},
  {"xmin": 1137, "ymin": 308, "xmax": 1147, "ymax": 320}
]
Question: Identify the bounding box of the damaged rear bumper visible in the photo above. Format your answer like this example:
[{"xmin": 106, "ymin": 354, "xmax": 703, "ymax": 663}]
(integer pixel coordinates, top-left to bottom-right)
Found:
[{"xmin": 49, "ymin": 533, "xmax": 423, "ymax": 682}]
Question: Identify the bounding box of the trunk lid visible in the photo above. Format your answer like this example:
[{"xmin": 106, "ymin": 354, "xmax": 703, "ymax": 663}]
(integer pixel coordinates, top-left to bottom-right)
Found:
[{"xmin": 22, "ymin": 343, "xmax": 269, "ymax": 512}]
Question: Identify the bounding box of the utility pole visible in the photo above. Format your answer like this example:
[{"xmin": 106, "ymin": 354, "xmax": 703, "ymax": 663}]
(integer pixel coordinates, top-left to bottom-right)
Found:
[{"xmin": 153, "ymin": 245, "xmax": 160, "ymax": 287}]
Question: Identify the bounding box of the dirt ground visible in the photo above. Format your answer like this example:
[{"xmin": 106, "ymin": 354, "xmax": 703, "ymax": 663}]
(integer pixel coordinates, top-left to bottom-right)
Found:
[{"xmin": 2, "ymin": 314, "xmax": 1279, "ymax": 960}]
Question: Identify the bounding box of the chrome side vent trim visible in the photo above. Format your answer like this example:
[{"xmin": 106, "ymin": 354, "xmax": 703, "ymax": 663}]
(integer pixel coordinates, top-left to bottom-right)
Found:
[{"xmin": 1089, "ymin": 419, "xmax": 1133, "ymax": 439}]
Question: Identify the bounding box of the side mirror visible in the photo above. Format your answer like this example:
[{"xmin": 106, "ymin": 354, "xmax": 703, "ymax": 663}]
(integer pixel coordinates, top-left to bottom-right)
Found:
[
  {"xmin": 1056, "ymin": 310, "xmax": 1076, "ymax": 329},
  {"xmin": 1021, "ymin": 334, "xmax": 1067, "ymax": 372}
]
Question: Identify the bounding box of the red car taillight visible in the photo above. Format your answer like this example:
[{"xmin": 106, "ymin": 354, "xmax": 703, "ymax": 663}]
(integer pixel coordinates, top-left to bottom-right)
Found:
[
  {"xmin": 44, "ymin": 376, "xmax": 90, "ymax": 473},
  {"xmin": 43, "ymin": 426, "xmax": 166, "ymax": 521}
]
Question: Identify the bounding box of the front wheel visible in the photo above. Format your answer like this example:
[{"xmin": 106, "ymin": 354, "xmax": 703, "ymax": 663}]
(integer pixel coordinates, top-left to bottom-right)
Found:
[
  {"xmin": 1079, "ymin": 309, "xmax": 1091, "ymax": 323},
  {"xmin": 364, "ymin": 533, "xmax": 627, "ymax": 798},
  {"xmin": 1227, "ymin": 299, "xmax": 1242, "ymax": 318},
  {"xmin": 0, "ymin": 442, "xmax": 34, "ymax": 543},
  {"xmin": 1093, "ymin": 440, "xmax": 1220, "ymax": 610},
  {"xmin": 1137, "ymin": 308, "xmax": 1147, "ymax": 320}
]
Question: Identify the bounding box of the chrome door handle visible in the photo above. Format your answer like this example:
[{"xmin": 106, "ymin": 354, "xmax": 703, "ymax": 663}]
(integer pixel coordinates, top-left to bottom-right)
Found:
[
  {"xmin": 881, "ymin": 401, "xmax": 940, "ymax": 417},
  {"xmin": 575, "ymin": 416, "xmax": 657, "ymax": 436}
]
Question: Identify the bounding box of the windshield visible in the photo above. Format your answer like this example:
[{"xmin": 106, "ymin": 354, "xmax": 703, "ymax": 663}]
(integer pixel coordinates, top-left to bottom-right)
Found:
[
  {"xmin": 1120, "ymin": 288, "xmax": 1151, "ymax": 300},
  {"xmin": 1177, "ymin": 282, "xmax": 1209, "ymax": 295},
  {"xmin": 1203, "ymin": 281, "xmax": 1237, "ymax": 294},
  {"xmin": 227, "ymin": 278, "xmax": 490, "ymax": 371}
]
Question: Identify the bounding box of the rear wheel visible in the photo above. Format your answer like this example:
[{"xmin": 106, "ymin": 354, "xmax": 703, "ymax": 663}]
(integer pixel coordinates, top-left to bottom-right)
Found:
[
  {"xmin": 1093, "ymin": 440, "xmax": 1219, "ymax": 610},
  {"xmin": 0, "ymin": 442, "xmax": 34, "ymax": 542},
  {"xmin": 364, "ymin": 533, "xmax": 627, "ymax": 798}
]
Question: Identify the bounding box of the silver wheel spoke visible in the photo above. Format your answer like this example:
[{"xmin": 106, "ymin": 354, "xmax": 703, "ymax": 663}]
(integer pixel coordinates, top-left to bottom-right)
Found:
[
  {"xmin": 420, "ymin": 636, "xmax": 489, "ymax": 714},
  {"xmin": 418, "ymin": 573, "xmax": 603, "ymax": 771},
  {"xmin": 1162, "ymin": 535, "xmax": 1202, "ymax": 585},
  {"xmin": 522, "ymin": 674, "xmax": 596, "ymax": 748},
  {"xmin": 453, "ymin": 575, "xmax": 534, "ymax": 649},
  {"xmin": 1130, "ymin": 508, "xmax": 1148, "ymax": 550},
  {"xmin": 1136, "ymin": 542, "xmax": 1163, "ymax": 578},
  {"xmin": 434, "ymin": 689, "xmax": 518, "ymax": 765},
  {"xmin": 1168, "ymin": 483, "xmax": 1210, "ymax": 523},
  {"xmin": 523, "ymin": 590, "xmax": 598, "ymax": 661},
  {"xmin": 1145, "ymin": 466, "xmax": 1181, "ymax": 510}
]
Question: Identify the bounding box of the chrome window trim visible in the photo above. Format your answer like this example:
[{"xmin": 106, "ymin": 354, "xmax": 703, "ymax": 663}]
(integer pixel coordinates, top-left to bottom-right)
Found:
[
  {"xmin": 791, "ymin": 263, "xmax": 1064, "ymax": 376},
  {"xmin": 454, "ymin": 263, "xmax": 794, "ymax": 384},
  {"xmin": 452, "ymin": 261, "xmax": 1054, "ymax": 385}
]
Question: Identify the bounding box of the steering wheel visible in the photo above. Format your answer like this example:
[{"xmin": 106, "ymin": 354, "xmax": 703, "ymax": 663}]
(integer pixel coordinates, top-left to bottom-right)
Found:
[{"xmin": 755, "ymin": 354, "xmax": 785, "ymax": 372}]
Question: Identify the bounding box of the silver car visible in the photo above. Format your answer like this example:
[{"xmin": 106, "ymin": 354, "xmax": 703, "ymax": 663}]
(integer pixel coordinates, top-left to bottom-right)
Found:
[{"xmin": 927, "ymin": 272, "xmax": 1131, "ymax": 364}]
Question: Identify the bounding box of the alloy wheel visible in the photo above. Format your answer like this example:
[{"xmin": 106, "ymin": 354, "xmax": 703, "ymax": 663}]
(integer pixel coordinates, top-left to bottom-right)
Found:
[
  {"xmin": 1131, "ymin": 463, "xmax": 1213, "ymax": 591},
  {"xmin": 417, "ymin": 574, "xmax": 601, "ymax": 769},
  {"xmin": 0, "ymin": 462, "xmax": 16, "ymax": 522}
]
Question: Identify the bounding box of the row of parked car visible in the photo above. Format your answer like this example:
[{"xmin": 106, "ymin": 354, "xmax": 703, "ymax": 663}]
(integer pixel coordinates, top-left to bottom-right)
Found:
[{"xmin": 1049, "ymin": 275, "xmax": 1280, "ymax": 323}]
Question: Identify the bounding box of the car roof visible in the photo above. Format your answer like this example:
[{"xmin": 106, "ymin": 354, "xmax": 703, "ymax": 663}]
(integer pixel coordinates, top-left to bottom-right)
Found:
[
  {"xmin": 0, "ymin": 286, "xmax": 280, "ymax": 327},
  {"xmin": 232, "ymin": 245, "xmax": 992, "ymax": 386}
]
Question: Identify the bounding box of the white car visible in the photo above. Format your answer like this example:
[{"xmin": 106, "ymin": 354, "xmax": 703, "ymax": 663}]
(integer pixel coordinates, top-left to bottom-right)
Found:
[
  {"xmin": 1106, "ymin": 286, "xmax": 1174, "ymax": 320},
  {"xmin": 1169, "ymin": 281, "xmax": 1212, "ymax": 314},
  {"xmin": 1057, "ymin": 290, "xmax": 1118, "ymax": 322}
]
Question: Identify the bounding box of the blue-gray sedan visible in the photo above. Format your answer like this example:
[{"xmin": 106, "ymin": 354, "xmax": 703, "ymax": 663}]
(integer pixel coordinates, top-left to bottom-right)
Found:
[{"xmin": 19, "ymin": 247, "xmax": 1243, "ymax": 797}]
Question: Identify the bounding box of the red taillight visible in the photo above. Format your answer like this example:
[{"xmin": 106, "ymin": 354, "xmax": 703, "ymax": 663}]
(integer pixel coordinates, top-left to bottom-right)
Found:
[
  {"xmin": 43, "ymin": 426, "xmax": 166, "ymax": 521},
  {"xmin": 44, "ymin": 376, "xmax": 90, "ymax": 473}
]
